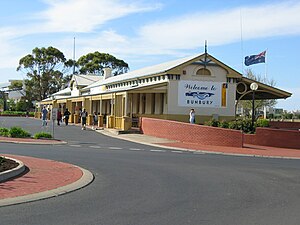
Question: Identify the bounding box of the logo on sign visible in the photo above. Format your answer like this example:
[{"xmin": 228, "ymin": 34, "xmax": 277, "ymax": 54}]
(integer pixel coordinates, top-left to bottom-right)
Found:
[{"xmin": 185, "ymin": 91, "xmax": 214, "ymax": 100}]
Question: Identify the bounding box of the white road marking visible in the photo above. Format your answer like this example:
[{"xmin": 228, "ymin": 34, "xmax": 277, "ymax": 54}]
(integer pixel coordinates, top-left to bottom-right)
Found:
[
  {"xmin": 171, "ymin": 151, "xmax": 183, "ymax": 153},
  {"xmin": 69, "ymin": 145, "xmax": 81, "ymax": 148},
  {"xmin": 150, "ymin": 149, "xmax": 166, "ymax": 152},
  {"xmin": 129, "ymin": 148, "xmax": 143, "ymax": 151},
  {"xmin": 89, "ymin": 146, "xmax": 102, "ymax": 149},
  {"xmin": 193, "ymin": 151, "xmax": 205, "ymax": 154},
  {"xmin": 109, "ymin": 147, "xmax": 123, "ymax": 150}
]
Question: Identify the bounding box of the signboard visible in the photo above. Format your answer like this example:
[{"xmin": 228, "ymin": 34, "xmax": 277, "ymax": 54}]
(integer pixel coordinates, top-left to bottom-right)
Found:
[
  {"xmin": 178, "ymin": 81, "xmax": 227, "ymax": 108},
  {"xmin": 52, "ymin": 108, "xmax": 58, "ymax": 120}
]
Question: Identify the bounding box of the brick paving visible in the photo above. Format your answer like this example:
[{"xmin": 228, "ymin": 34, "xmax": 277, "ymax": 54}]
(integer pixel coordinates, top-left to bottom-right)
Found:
[{"xmin": 0, "ymin": 155, "xmax": 83, "ymax": 199}]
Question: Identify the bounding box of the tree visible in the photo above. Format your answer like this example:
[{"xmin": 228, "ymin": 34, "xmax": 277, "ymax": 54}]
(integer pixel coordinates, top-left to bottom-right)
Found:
[
  {"xmin": 8, "ymin": 80, "xmax": 23, "ymax": 90},
  {"xmin": 17, "ymin": 46, "xmax": 67, "ymax": 101},
  {"xmin": 77, "ymin": 51, "xmax": 129, "ymax": 76},
  {"xmin": 238, "ymin": 69, "xmax": 277, "ymax": 118}
]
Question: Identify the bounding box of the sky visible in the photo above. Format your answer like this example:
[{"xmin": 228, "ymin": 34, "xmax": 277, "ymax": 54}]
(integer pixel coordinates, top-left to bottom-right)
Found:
[{"xmin": 0, "ymin": 0, "xmax": 299, "ymax": 111}]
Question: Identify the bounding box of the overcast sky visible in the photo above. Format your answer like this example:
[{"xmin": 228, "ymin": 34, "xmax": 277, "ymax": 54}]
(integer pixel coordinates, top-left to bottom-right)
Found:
[{"xmin": 0, "ymin": 0, "xmax": 299, "ymax": 110}]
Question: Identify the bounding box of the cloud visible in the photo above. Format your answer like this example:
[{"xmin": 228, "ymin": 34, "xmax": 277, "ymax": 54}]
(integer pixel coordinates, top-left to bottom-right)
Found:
[
  {"xmin": 38, "ymin": 0, "xmax": 162, "ymax": 32},
  {"xmin": 136, "ymin": 1, "xmax": 300, "ymax": 51}
]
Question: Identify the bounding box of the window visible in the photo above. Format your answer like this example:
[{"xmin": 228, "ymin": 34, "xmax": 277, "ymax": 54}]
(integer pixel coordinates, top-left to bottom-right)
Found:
[{"xmin": 196, "ymin": 68, "xmax": 211, "ymax": 76}]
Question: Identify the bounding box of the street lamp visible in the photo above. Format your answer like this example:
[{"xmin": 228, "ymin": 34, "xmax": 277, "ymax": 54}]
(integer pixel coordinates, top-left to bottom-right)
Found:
[{"xmin": 250, "ymin": 82, "xmax": 258, "ymax": 132}]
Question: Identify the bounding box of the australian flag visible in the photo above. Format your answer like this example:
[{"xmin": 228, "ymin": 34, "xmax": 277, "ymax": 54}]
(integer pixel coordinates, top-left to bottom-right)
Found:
[{"xmin": 244, "ymin": 50, "xmax": 266, "ymax": 66}]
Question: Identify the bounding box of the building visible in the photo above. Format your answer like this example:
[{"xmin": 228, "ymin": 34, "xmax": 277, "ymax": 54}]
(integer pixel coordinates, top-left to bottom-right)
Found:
[{"xmin": 39, "ymin": 52, "xmax": 291, "ymax": 130}]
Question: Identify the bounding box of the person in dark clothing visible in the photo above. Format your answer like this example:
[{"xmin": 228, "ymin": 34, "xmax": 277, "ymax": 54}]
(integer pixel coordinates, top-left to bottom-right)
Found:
[
  {"xmin": 64, "ymin": 108, "xmax": 71, "ymax": 126},
  {"xmin": 80, "ymin": 108, "xmax": 88, "ymax": 130},
  {"xmin": 57, "ymin": 109, "xmax": 62, "ymax": 126}
]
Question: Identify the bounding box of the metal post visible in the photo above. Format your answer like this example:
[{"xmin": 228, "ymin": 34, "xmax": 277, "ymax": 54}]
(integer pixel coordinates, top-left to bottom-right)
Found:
[
  {"xmin": 250, "ymin": 82, "xmax": 258, "ymax": 133},
  {"xmin": 251, "ymin": 90, "xmax": 255, "ymax": 132}
]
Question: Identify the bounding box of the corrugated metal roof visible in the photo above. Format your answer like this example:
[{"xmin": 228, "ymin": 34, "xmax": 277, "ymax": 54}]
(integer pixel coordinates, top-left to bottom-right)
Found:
[
  {"xmin": 73, "ymin": 74, "xmax": 103, "ymax": 86},
  {"xmin": 85, "ymin": 54, "xmax": 200, "ymax": 89},
  {"xmin": 52, "ymin": 87, "xmax": 71, "ymax": 96}
]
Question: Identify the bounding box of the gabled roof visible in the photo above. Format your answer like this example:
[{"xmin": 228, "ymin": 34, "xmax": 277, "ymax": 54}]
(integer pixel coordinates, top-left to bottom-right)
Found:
[
  {"xmin": 85, "ymin": 53, "xmax": 242, "ymax": 90},
  {"xmin": 71, "ymin": 74, "xmax": 103, "ymax": 86},
  {"xmin": 52, "ymin": 87, "xmax": 71, "ymax": 96}
]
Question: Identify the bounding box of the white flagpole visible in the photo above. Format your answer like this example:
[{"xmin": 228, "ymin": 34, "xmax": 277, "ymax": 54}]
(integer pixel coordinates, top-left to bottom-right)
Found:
[
  {"xmin": 240, "ymin": 9, "xmax": 244, "ymax": 75},
  {"xmin": 264, "ymin": 49, "xmax": 268, "ymax": 82}
]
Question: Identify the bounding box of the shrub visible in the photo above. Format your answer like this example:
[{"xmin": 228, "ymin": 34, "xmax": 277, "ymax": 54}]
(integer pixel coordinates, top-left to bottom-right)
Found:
[
  {"xmin": 0, "ymin": 111, "xmax": 34, "ymax": 117},
  {"xmin": 0, "ymin": 156, "xmax": 5, "ymax": 164},
  {"xmin": 256, "ymin": 119, "xmax": 269, "ymax": 128},
  {"xmin": 9, "ymin": 127, "xmax": 31, "ymax": 138},
  {"xmin": 228, "ymin": 119, "xmax": 253, "ymax": 133},
  {"xmin": 204, "ymin": 119, "xmax": 220, "ymax": 127},
  {"xmin": 33, "ymin": 132, "xmax": 52, "ymax": 139},
  {"xmin": 219, "ymin": 120, "xmax": 229, "ymax": 128},
  {"xmin": 0, "ymin": 127, "xmax": 10, "ymax": 137}
]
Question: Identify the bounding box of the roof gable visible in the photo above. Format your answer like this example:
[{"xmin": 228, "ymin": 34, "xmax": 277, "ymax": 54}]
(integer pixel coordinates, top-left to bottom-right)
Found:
[{"xmin": 85, "ymin": 53, "xmax": 241, "ymax": 90}]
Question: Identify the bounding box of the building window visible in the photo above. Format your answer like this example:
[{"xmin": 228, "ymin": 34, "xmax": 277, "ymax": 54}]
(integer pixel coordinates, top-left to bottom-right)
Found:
[{"xmin": 196, "ymin": 68, "xmax": 211, "ymax": 76}]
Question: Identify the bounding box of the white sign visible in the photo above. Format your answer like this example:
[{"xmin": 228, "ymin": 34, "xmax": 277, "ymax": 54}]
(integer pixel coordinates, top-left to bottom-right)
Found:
[
  {"xmin": 178, "ymin": 81, "xmax": 222, "ymax": 108},
  {"xmin": 52, "ymin": 108, "xmax": 58, "ymax": 120}
]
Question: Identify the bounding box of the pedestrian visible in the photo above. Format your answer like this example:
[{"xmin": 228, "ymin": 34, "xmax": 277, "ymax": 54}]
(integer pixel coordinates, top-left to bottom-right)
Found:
[
  {"xmin": 92, "ymin": 112, "xmax": 98, "ymax": 130},
  {"xmin": 64, "ymin": 108, "xmax": 71, "ymax": 126},
  {"xmin": 57, "ymin": 109, "xmax": 62, "ymax": 126},
  {"xmin": 80, "ymin": 108, "xmax": 88, "ymax": 130},
  {"xmin": 189, "ymin": 108, "xmax": 195, "ymax": 124},
  {"xmin": 41, "ymin": 106, "xmax": 48, "ymax": 126},
  {"xmin": 78, "ymin": 108, "xmax": 82, "ymax": 123}
]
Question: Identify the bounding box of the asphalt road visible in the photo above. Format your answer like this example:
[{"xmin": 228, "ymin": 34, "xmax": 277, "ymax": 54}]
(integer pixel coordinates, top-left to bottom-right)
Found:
[{"xmin": 0, "ymin": 117, "xmax": 300, "ymax": 225}]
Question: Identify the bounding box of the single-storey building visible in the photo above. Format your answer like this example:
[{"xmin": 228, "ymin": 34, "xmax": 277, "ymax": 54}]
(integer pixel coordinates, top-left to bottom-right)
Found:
[{"xmin": 39, "ymin": 52, "xmax": 291, "ymax": 130}]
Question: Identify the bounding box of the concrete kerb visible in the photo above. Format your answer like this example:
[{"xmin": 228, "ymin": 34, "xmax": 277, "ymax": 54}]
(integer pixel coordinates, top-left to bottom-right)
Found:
[
  {"xmin": 0, "ymin": 138, "xmax": 67, "ymax": 145},
  {"xmin": 0, "ymin": 166, "xmax": 94, "ymax": 207},
  {"xmin": 0, "ymin": 157, "xmax": 26, "ymax": 183}
]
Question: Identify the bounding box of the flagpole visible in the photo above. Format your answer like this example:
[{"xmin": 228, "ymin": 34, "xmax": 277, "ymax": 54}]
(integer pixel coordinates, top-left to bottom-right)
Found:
[
  {"xmin": 264, "ymin": 49, "xmax": 268, "ymax": 82},
  {"xmin": 240, "ymin": 9, "xmax": 244, "ymax": 75},
  {"xmin": 73, "ymin": 37, "xmax": 76, "ymax": 74}
]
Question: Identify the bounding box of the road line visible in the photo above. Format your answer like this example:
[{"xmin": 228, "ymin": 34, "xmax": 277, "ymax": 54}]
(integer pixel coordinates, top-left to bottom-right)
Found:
[
  {"xmin": 129, "ymin": 148, "xmax": 143, "ymax": 151},
  {"xmin": 150, "ymin": 149, "xmax": 166, "ymax": 152},
  {"xmin": 171, "ymin": 151, "xmax": 183, "ymax": 153},
  {"xmin": 69, "ymin": 145, "xmax": 81, "ymax": 148},
  {"xmin": 193, "ymin": 151, "xmax": 205, "ymax": 154},
  {"xmin": 108, "ymin": 147, "xmax": 123, "ymax": 150},
  {"xmin": 89, "ymin": 146, "xmax": 102, "ymax": 149}
]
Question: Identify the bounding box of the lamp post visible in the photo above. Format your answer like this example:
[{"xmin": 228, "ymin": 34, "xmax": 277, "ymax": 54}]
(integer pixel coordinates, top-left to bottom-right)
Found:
[{"xmin": 250, "ymin": 82, "xmax": 258, "ymax": 132}]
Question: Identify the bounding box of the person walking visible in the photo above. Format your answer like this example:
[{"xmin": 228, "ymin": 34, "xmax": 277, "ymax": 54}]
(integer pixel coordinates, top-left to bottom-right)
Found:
[
  {"xmin": 57, "ymin": 109, "xmax": 62, "ymax": 126},
  {"xmin": 41, "ymin": 106, "xmax": 48, "ymax": 126},
  {"xmin": 189, "ymin": 108, "xmax": 195, "ymax": 124},
  {"xmin": 80, "ymin": 108, "xmax": 88, "ymax": 130},
  {"xmin": 92, "ymin": 112, "xmax": 98, "ymax": 130},
  {"xmin": 64, "ymin": 108, "xmax": 71, "ymax": 126}
]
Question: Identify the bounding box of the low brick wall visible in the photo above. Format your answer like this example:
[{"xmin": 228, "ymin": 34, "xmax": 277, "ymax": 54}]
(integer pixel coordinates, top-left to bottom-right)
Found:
[
  {"xmin": 141, "ymin": 117, "xmax": 243, "ymax": 147},
  {"xmin": 244, "ymin": 127, "xmax": 300, "ymax": 149},
  {"xmin": 270, "ymin": 121, "xmax": 300, "ymax": 130}
]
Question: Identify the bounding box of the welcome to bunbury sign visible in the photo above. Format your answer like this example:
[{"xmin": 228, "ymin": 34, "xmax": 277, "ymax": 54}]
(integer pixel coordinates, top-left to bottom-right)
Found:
[{"xmin": 178, "ymin": 81, "xmax": 227, "ymax": 108}]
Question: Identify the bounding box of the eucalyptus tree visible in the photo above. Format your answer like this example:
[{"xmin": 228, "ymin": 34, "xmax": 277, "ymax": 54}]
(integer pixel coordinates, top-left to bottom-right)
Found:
[
  {"xmin": 77, "ymin": 51, "xmax": 129, "ymax": 76},
  {"xmin": 17, "ymin": 46, "xmax": 67, "ymax": 101}
]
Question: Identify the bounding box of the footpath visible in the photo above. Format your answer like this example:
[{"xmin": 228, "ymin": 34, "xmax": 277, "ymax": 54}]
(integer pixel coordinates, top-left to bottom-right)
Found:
[{"xmin": 0, "ymin": 126, "xmax": 299, "ymax": 207}]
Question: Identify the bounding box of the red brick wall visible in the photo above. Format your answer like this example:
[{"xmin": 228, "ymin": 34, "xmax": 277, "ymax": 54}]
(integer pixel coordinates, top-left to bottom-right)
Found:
[
  {"xmin": 243, "ymin": 134, "xmax": 256, "ymax": 145},
  {"xmin": 141, "ymin": 117, "xmax": 243, "ymax": 147},
  {"xmin": 244, "ymin": 127, "xmax": 300, "ymax": 149},
  {"xmin": 270, "ymin": 121, "xmax": 300, "ymax": 130}
]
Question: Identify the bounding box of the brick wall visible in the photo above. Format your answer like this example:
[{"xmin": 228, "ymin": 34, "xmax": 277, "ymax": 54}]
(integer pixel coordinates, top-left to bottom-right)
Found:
[
  {"xmin": 270, "ymin": 121, "xmax": 300, "ymax": 130},
  {"xmin": 244, "ymin": 127, "xmax": 300, "ymax": 149},
  {"xmin": 141, "ymin": 117, "xmax": 243, "ymax": 147}
]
